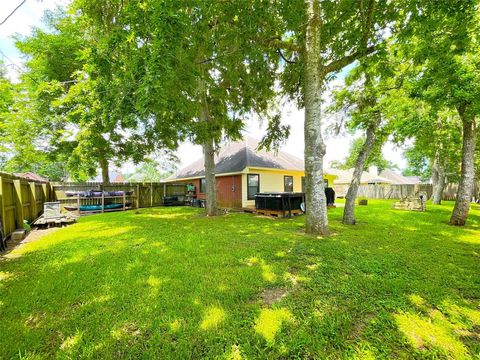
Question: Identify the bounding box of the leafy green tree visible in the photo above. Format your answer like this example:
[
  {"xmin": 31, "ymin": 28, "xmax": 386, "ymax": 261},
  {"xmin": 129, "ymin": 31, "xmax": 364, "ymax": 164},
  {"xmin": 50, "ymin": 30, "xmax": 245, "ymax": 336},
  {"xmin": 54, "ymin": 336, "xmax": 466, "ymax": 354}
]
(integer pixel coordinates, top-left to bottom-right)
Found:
[
  {"xmin": 75, "ymin": 0, "xmax": 278, "ymax": 215},
  {"xmin": 400, "ymin": 110, "xmax": 462, "ymax": 204},
  {"xmin": 125, "ymin": 151, "xmax": 178, "ymax": 182},
  {"xmin": 327, "ymin": 53, "xmax": 404, "ymax": 225},
  {"xmin": 11, "ymin": 9, "xmax": 159, "ymax": 183},
  {"xmin": 399, "ymin": 1, "xmax": 479, "ymax": 224},
  {"xmin": 255, "ymin": 0, "xmax": 406, "ymax": 234},
  {"xmin": 0, "ymin": 63, "xmax": 14, "ymax": 161},
  {"xmin": 0, "ymin": 64, "xmax": 67, "ymax": 180},
  {"xmin": 330, "ymin": 137, "xmax": 396, "ymax": 172}
]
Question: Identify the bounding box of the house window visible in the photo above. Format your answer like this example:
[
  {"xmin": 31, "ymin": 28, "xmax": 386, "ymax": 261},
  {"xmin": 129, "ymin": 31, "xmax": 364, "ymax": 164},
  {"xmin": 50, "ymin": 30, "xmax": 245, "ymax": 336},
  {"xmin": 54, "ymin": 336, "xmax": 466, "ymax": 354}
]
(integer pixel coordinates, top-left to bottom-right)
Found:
[
  {"xmin": 301, "ymin": 176, "xmax": 328, "ymax": 192},
  {"xmin": 247, "ymin": 174, "xmax": 260, "ymax": 200},
  {"xmin": 200, "ymin": 178, "xmax": 206, "ymax": 193},
  {"xmin": 284, "ymin": 176, "xmax": 293, "ymax": 192}
]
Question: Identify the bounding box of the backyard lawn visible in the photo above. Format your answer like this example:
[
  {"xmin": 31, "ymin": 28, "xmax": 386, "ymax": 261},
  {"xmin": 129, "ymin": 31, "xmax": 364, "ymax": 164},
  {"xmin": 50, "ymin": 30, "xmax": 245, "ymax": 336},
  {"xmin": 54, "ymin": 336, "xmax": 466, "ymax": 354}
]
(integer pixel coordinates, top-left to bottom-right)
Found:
[{"xmin": 1, "ymin": 200, "xmax": 479, "ymax": 359}]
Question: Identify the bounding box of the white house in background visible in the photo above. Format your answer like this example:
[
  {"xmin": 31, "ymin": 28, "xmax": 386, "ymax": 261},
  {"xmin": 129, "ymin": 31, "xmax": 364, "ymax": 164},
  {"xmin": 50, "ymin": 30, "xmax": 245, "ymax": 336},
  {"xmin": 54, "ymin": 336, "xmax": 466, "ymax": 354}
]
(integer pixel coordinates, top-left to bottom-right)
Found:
[
  {"xmin": 331, "ymin": 168, "xmax": 392, "ymax": 198},
  {"xmin": 90, "ymin": 171, "xmax": 125, "ymax": 183},
  {"xmin": 331, "ymin": 169, "xmax": 392, "ymax": 186},
  {"xmin": 378, "ymin": 169, "xmax": 422, "ymax": 185},
  {"xmin": 331, "ymin": 168, "xmax": 424, "ymax": 197}
]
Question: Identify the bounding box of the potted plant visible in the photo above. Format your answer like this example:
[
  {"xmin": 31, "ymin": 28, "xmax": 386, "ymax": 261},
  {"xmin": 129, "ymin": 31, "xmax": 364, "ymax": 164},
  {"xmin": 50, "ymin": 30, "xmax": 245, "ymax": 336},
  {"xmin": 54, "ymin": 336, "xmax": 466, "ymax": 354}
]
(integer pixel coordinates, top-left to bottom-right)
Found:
[{"xmin": 358, "ymin": 196, "xmax": 368, "ymax": 205}]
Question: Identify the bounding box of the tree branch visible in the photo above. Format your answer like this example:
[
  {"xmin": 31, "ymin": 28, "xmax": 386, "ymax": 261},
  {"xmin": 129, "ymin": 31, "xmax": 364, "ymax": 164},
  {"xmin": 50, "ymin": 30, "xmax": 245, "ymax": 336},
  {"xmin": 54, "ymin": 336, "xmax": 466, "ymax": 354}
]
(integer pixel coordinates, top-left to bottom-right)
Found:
[
  {"xmin": 276, "ymin": 49, "xmax": 297, "ymax": 64},
  {"xmin": 324, "ymin": 45, "xmax": 376, "ymax": 73},
  {"xmin": 268, "ymin": 37, "xmax": 301, "ymax": 52}
]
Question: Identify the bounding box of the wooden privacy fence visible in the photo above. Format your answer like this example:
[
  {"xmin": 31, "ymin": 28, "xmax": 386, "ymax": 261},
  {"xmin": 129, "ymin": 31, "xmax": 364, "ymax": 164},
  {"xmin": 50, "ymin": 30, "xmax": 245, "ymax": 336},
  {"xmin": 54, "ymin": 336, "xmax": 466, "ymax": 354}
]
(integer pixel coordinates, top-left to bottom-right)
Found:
[
  {"xmin": 0, "ymin": 177, "xmax": 186, "ymax": 240},
  {"xmin": 51, "ymin": 182, "xmax": 186, "ymax": 209},
  {"xmin": 333, "ymin": 182, "xmax": 480, "ymax": 200},
  {"xmin": 0, "ymin": 172, "xmax": 51, "ymax": 239}
]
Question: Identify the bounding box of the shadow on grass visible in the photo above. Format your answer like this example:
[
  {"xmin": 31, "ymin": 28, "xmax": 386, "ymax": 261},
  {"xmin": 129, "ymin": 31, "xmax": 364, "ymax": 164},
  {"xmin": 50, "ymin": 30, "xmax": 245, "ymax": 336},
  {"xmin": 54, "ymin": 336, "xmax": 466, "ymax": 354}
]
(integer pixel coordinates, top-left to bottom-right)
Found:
[{"xmin": 0, "ymin": 203, "xmax": 478, "ymax": 358}]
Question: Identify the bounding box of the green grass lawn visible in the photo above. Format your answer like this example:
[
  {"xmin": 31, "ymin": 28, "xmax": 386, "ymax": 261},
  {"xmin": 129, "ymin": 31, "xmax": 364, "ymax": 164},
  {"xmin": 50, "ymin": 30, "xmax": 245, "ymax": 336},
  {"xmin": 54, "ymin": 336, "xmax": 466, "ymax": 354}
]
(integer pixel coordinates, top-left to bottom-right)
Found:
[{"xmin": 1, "ymin": 200, "xmax": 479, "ymax": 359}]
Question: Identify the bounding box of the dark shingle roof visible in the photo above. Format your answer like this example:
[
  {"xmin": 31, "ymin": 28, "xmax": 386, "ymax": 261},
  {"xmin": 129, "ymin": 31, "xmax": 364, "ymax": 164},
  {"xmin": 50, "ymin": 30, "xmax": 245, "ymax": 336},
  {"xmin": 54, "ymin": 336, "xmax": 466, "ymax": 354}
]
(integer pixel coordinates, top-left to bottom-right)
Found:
[{"xmin": 170, "ymin": 136, "xmax": 305, "ymax": 179}]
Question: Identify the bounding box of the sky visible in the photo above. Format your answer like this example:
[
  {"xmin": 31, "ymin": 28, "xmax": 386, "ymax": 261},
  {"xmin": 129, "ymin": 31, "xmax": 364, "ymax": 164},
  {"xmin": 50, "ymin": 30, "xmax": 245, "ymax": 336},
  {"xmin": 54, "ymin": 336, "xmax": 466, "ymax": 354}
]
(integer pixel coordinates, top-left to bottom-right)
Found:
[{"xmin": 0, "ymin": 0, "xmax": 408, "ymax": 174}]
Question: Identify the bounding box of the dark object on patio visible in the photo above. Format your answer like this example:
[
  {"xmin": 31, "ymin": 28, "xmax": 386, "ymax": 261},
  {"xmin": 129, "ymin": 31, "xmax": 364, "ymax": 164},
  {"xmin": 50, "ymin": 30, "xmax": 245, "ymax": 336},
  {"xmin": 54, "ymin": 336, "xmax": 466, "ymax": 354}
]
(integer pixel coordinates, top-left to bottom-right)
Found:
[
  {"xmin": 163, "ymin": 196, "xmax": 184, "ymax": 206},
  {"xmin": 190, "ymin": 199, "xmax": 206, "ymax": 208},
  {"xmin": 358, "ymin": 198, "xmax": 368, "ymax": 205},
  {"xmin": 325, "ymin": 187, "xmax": 335, "ymax": 206},
  {"xmin": 255, "ymin": 192, "xmax": 304, "ymax": 217}
]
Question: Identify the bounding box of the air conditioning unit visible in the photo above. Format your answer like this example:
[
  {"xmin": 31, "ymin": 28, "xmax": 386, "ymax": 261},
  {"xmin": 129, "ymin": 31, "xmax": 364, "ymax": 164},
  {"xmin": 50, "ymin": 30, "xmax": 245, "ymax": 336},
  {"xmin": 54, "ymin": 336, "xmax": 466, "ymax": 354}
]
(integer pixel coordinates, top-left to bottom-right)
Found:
[{"xmin": 43, "ymin": 202, "xmax": 61, "ymax": 219}]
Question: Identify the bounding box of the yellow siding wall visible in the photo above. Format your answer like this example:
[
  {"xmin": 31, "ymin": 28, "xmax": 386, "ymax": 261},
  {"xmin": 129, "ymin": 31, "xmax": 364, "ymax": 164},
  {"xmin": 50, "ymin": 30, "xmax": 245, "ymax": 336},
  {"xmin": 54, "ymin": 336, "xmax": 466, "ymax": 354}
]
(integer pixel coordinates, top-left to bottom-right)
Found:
[{"xmin": 242, "ymin": 168, "xmax": 337, "ymax": 207}]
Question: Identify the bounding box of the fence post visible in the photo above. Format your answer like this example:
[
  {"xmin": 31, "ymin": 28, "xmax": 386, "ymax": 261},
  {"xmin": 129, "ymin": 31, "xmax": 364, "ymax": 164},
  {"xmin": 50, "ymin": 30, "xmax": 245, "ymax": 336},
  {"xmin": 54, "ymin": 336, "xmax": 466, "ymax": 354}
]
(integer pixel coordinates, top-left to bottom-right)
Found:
[
  {"xmin": 42, "ymin": 183, "xmax": 48, "ymax": 203},
  {"xmin": 150, "ymin": 182, "xmax": 153, "ymax": 207},
  {"xmin": 29, "ymin": 182, "xmax": 37, "ymax": 220},
  {"xmin": 136, "ymin": 184, "xmax": 140, "ymax": 208},
  {"xmin": 13, "ymin": 179, "xmax": 24, "ymax": 229},
  {"xmin": 0, "ymin": 175, "xmax": 5, "ymax": 237}
]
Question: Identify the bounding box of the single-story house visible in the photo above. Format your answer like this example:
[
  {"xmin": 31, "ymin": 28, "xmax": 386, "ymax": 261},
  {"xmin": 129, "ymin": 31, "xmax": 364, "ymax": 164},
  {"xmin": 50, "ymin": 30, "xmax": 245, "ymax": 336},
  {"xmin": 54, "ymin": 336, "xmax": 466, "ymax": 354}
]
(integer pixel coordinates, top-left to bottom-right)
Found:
[
  {"xmin": 14, "ymin": 172, "xmax": 49, "ymax": 182},
  {"xmin": 330, "ymin": 168, "xmax": 392, "ymax": 197},
  {"xmin": 378, "ymin": 169, "xmax": 422, "ymax": 185},
  {"xmin": 90, "ymin": 171, "xmax": 125, "ymax": 183},
  {"xmin": 331, "ymin": 168, "xmax": 392, "ymax": 185},
  {"xmin": 164, "ymin": 136, "xmax": 337, "ymax": 209}
]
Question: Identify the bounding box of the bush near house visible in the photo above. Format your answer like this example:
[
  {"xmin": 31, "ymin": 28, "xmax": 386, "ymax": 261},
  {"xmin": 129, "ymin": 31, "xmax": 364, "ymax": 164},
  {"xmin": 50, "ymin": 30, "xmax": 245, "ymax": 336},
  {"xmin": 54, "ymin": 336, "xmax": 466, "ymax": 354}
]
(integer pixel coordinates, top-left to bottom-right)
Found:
[{"xmin": 0, "ymin": 200, "xmax": 479, "ymax": 359}]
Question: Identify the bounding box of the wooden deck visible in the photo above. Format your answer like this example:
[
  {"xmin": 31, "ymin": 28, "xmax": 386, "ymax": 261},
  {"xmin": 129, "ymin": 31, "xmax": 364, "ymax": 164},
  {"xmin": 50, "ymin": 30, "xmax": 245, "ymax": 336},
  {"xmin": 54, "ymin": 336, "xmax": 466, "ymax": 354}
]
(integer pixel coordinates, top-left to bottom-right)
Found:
[
  {"xmin": 242, "ymin": 205, "xmax": 337, "ymax": 217},
  {"xmin": 241, "ymin": 206, "xmax": 304, "ymax": 218},
  {"xmin": 33, "ymin": 214, "xmax": 78, "ymax": 228},
  {"xmin": 255, "ymin": 209, "xmax": 303, "ymax": 217}
]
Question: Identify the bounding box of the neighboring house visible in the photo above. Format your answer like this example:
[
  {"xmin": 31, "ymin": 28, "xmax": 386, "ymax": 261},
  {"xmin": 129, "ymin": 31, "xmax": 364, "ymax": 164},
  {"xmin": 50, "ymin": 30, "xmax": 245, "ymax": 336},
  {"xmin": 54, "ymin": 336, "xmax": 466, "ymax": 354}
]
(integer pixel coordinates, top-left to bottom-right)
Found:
[
  {"xmin": 164, "ymin": 136, "xmax": 337, "ymax": 209},
  {"xmin": 90, "ymin": 171, "xmax": 125, "ymax": 183},
  {"xmin": 14, "ymin": 172, "xmax": 49, "ymax": 182},
  {"xmin": 331, "ymin": 169, "xmax": 424, "ymax": 197},
  {"xmin": 378, "ymin": 169, "xmax": 422, "ymax": 185},
  {"xmin": 332, "ymin": 169, "xmax": 392, "ymax": 185},
  {"xmin": 331, "ymin": 169, "xmax": 392, "ymax": 197}
]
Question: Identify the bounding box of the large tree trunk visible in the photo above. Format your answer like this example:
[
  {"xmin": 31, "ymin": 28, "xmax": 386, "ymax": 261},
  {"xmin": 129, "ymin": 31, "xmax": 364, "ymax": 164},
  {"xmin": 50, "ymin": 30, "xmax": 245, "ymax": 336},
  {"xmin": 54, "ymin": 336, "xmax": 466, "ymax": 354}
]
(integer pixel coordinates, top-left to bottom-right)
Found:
[
  {"xmin": 343, "ymin": 125, "xmax": 376, "ymax": 225},
  {"xmin": 203, "ymin": 138, "xmax": 217, "ymax": 216},
  {"xmin": 304, "ymin": 0, "xmax": 328, "ymax": 235},
  {"xmin": 450, "ymin": 107, "xmax": 477, "ymax": 225},
  {"xmin": 198, "ymin": 77, "xmax": 218, "ymax": 216},
  {"xmin": 99, "ymin": 158, "xmax": 109, "ymax": 184},
  {"xmin": 431, "ymin": 148, "xmax": 446, "ymax": 205}
]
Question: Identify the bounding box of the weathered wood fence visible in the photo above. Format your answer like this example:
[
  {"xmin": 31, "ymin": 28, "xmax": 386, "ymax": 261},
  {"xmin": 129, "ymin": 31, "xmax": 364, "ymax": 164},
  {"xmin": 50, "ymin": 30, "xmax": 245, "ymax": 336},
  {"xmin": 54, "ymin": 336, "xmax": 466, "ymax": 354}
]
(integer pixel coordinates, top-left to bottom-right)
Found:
[
  {"xmin": 0, "ymin": 172, "xmax": 52, "ymax": 239},
  {"xmin": 50, "ymin": 182, "xmax": 186, "ymax": 209},
  {"xmin": 333, "ymin": 182, "xmax": 480, "ymax": 201},
  {"xmin": 0, "ymin": 176, "xmax": 187, "ymax": 240},
  {"xmin": 1, "ymin": 171, "xmax": 477, "ymax": 240}
]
